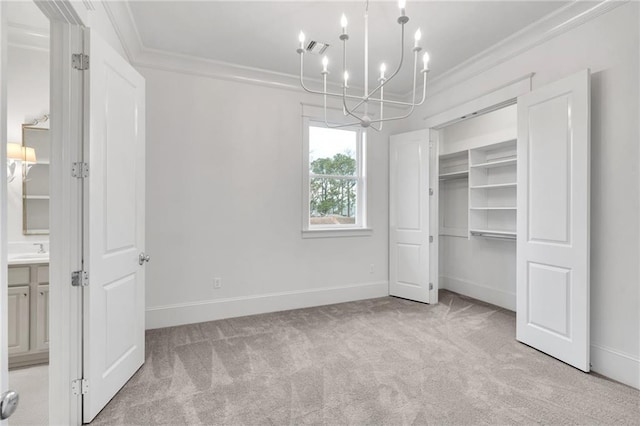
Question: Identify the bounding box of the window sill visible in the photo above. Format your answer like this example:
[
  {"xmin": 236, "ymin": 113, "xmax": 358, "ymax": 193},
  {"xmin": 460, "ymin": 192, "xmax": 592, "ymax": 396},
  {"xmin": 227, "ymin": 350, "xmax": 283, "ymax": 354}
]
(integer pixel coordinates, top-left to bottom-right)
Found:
[{"xmin": 302, "ymin": 228, "xmax": 373, "ymax": 239}]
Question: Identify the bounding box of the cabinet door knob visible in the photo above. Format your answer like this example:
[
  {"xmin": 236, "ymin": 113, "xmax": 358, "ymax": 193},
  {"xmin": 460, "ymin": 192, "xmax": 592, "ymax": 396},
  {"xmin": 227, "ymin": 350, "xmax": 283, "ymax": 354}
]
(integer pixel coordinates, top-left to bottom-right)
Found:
[
  {"xmin": 23, "ymin": 293, "xmax": 27, "ymax": 297},
  {"xmin": 39, "ymin": 292, "xmax": 44, "ymax": 296}
]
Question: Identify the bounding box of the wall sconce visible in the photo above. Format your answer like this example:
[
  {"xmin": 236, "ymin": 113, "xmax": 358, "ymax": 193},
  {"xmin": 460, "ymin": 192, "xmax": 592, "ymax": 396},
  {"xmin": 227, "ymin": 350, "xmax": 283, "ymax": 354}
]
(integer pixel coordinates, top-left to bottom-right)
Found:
[{"xmin": 7, "ymin": 143, "xmax": 36, "ymax": 183}]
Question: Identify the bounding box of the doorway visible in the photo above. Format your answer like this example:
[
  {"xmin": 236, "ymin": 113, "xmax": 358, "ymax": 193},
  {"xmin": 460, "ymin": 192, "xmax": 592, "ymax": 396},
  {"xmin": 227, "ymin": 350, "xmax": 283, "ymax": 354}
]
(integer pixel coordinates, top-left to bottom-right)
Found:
[
  {"xmin": 1, "ymin": 1, "xmax": 85, "ymax": 424},
  {"xmin": 5, "ymin": 2, "xmax": 51, "ymax": 424}
]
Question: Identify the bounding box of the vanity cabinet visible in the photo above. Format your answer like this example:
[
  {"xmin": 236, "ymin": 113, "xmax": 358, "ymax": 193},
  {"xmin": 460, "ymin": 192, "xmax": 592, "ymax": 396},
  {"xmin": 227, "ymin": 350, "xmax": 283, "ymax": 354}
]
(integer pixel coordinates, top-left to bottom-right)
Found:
[{"xmin": 8, "ymin": 263, "xmax": 49, "ymax": 368}]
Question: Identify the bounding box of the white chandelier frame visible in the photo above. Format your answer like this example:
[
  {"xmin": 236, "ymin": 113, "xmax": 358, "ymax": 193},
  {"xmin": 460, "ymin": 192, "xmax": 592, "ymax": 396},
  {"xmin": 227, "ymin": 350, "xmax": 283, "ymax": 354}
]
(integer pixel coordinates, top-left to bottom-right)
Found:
[{"xmin": 297, "ymin": 0, "xmax": 430, "ymax": 131}]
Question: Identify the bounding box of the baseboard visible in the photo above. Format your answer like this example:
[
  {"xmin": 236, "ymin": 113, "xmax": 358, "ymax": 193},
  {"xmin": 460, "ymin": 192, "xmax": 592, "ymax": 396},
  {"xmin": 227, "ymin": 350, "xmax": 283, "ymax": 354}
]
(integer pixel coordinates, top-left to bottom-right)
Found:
[
  {"xmin": 146, "ymin": 281, "xmax": 389, "ymax": 329},
  {"xmin": 440, "ymin": 275, "xmax": 516, "ymax": 311},
  {"xmin": 591, "ymin": 343, "xmax": 640, "ymax": 389}
]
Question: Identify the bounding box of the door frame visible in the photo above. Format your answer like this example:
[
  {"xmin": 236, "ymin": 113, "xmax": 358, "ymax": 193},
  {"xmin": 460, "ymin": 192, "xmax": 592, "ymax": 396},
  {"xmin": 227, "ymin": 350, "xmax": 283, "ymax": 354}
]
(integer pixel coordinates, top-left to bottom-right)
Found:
[
  {"xmin": 1, "ymin": 1, "xmax": 88, "ymax": 425},
  {"xmin": 422, "ymin": 74, "xmax": 533, "ymax": 299}
]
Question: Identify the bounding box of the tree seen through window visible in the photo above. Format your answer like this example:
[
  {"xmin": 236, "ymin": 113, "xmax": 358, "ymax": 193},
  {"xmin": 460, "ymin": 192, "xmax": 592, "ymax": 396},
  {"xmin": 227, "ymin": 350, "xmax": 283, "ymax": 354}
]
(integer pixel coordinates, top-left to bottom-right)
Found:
[{"xmin": 309, "ymin": 126, "xmax": 359, "ymax": 225}]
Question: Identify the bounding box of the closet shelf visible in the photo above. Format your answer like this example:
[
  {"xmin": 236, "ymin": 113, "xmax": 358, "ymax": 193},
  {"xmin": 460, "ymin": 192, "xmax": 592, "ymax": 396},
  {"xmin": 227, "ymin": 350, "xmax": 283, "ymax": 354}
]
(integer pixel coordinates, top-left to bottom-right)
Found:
[
  {"xmin": 470, "ymin": 182, "xmax": 517, "ymax": 189},
  {"xmin": 439, "ymin": 170, "xmax": 469, "ymax": 180},
  {"xmin": 470, "ymin": 206, "xmax": 516, "ymax": 210},
  {"xmin": 470, "ymin": 158, "xmax": 516, "ymax": 169}
]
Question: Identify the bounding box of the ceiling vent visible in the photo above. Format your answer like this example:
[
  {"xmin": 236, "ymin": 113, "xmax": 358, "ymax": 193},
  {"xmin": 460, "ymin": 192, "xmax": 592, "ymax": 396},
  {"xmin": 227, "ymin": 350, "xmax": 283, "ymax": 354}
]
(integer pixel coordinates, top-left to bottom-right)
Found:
[{"xmin": 305, "ymin": 41, "xmax": 329, "ymax": 55}]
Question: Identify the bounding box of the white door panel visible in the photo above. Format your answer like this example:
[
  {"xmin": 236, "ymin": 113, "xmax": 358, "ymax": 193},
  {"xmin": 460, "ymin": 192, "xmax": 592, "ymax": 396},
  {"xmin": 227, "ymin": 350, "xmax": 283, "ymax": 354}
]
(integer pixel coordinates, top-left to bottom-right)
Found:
[
  {"xmin": 390, "ymin": 130, "xmax": 433, "ymax": 303},
  {"xmin": 517, "ymin": 69, "xmax": 590, "ymax": 371},
  {"xmin": 84, "ymin": 30, "xmax": 146, "ymax": 422}
]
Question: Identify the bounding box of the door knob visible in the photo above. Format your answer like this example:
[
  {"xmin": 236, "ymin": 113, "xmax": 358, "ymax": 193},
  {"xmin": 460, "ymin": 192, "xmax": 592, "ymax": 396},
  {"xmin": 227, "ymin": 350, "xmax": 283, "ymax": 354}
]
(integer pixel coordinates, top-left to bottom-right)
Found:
[
  {"xmin": 138, "ymin": 252, "xmax": 151, "ymax": 266},
  {"xmin": 0, "ymin": 390, "xmax": 19, "ymax": 420}
]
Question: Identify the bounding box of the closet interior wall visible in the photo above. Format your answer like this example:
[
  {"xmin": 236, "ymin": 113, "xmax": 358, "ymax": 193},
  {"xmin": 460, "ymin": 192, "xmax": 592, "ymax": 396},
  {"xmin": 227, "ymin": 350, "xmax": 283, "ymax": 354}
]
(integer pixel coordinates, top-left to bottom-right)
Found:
[{"xmin": 438, "ymin": 105, "xmax": 517, "ymax": 310}]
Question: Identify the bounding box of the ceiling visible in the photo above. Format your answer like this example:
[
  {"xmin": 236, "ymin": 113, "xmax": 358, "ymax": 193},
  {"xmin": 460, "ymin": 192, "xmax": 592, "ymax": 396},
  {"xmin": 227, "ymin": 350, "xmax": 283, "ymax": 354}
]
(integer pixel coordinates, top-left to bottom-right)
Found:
[{"xmin": 128, "ymin": 1, "xmax": 569, "ymax": 94}]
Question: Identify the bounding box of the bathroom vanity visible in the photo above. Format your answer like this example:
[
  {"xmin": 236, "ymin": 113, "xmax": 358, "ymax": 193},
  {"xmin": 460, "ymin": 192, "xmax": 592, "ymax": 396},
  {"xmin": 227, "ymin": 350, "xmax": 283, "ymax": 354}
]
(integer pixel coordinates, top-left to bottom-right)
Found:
[{"xmin": 7, "ymin": 259, "xmax": 49, "ymax": 368}]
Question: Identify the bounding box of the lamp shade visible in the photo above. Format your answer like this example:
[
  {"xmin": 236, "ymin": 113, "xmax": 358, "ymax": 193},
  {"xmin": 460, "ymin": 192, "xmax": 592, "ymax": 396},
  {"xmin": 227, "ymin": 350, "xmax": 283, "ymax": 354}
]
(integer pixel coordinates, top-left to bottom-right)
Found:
[
  {"xmin": 23, "ymin": 147, "xmax": 37, "ymax": 163},
  {"xmin": 7, "ymin": 143, "xmax": 22, "ymax": 160}
]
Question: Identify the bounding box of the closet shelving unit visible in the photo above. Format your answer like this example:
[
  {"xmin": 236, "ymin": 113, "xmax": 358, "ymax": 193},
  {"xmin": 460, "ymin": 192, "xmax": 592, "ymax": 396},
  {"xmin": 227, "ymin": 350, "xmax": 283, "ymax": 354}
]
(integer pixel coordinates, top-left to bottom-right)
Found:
[
  {"xmin": 468, "ymin": 139, "xmax": 517, "ymax": 239},
  {"xmin": 439, "ymin": 151, "xmax": 469, "ymax": 181}
]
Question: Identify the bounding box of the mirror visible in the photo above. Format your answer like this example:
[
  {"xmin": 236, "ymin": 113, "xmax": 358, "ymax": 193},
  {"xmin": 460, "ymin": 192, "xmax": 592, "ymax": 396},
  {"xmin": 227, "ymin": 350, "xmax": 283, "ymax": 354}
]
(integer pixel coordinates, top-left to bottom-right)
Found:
[{"xmin": 22, "ymin": 116, "xmax": 50, "ymax": 235}]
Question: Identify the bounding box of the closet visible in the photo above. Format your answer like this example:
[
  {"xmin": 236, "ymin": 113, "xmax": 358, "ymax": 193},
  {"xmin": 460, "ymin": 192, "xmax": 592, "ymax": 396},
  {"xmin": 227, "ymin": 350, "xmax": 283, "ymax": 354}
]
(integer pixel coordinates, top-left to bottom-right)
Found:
[
  {"xmin": 437, "ymin": 105, "xmax": 517, "ymax": 310},
  {"xmin": 389, "ymin": 69, "xmax": 591, "ymax": 372}
]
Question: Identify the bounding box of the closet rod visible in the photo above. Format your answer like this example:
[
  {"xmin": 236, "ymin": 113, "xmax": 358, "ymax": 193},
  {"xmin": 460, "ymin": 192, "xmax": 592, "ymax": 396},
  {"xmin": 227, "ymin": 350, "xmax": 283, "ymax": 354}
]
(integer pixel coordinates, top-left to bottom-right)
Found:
[{"xmin": 470, "ymin": 231, "xmax": 516, "ymax": 240}]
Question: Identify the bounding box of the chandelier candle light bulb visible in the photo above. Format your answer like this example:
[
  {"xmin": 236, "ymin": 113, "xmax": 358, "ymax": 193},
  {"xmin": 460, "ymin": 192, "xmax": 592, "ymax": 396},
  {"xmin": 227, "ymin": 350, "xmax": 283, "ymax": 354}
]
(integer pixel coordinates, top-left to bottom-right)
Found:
[
  {"xmin": 296, "ymin": 0, "xmax": 429, "ymax": 130},
  {"xmin": 423, "ymin": 52, "xmax": 430, "ymax": 70}
]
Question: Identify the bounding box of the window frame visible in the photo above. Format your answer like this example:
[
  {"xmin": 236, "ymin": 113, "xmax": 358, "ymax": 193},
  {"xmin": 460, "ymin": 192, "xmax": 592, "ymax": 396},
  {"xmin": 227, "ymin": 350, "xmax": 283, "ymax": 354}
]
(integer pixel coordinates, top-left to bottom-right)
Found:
[{"xmin": 302, "ymin": 117, "xmax": 372, "ymax": 238}]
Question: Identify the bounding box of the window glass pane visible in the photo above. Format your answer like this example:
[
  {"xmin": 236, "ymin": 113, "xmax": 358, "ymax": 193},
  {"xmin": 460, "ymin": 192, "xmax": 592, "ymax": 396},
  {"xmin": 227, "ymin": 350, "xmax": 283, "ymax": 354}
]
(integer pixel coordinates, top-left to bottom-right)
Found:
[
  {"xmin": 310, "ymin": 177, "xmax": 357, "ymax": 225},
  {"xmin": 309, "ymin": 126, "xmax": 357, "ymax": 176}
]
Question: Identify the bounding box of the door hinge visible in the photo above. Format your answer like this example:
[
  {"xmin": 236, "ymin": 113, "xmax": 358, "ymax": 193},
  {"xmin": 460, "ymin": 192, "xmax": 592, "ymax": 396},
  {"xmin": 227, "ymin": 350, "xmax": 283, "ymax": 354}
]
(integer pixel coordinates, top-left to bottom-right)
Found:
[
  {"xmin": 72, "ymin": 53, "xmax": 89, "ymax": 70},
  {"xmin": 429, "ymin": 283, "xmax": 434, "ymax": 290},
  {"xmin": 71, "ymin": 270, "xmax": 89, "ymax": 287},
  {"xmin": 429, "ymin": 188, "xmax": 434, "ymax": 196},
  {"xmin": 429, "ymin": 236, "xmax": 434, "ymax": 243},
  {"xmin": 71, "ymin": 379, "xmax": 89, "ymax": 396},
  {"xmin": 71, "ymin": 162, "xmax": 89, "ymax": 178}
]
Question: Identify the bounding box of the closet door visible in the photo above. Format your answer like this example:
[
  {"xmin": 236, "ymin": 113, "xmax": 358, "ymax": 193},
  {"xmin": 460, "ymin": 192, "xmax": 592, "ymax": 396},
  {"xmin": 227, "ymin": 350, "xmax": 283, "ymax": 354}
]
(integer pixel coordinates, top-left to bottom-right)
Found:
[
  {"xmin": 516, "ymin": 69, "xmax": 590, "ymax": 371},
  {"xmin": 389, "ymin": 130, "xmax": 434, "ymax": 303}
]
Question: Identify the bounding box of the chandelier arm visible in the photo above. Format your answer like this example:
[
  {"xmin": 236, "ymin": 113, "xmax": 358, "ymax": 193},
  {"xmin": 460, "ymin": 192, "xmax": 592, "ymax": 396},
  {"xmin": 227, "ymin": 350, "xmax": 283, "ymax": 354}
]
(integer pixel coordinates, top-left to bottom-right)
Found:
[
  {"xmin": 342, "ymin": 37, "xmax": 347, "ymax": 116},
  {"xmin": 349, "ymin": 23, "xmax": 406, "ymax": 113},
  {"xmin": 368, "ymin": 56, "xmax": 418, "ymax": 125},
  {"xmin": 322, "ymin": 120, "xmax": 365, "ymax": 129},
  {"xmin": 342, "ymin": 88, "xmax": 364, "ymax": 124},
  {"xmin": 415, "ymin": 71, "xmax": 429, "ymax": 106},
  {"xmin": 377, "ymin": 83, "xmax": 384, "ymax": 131}
]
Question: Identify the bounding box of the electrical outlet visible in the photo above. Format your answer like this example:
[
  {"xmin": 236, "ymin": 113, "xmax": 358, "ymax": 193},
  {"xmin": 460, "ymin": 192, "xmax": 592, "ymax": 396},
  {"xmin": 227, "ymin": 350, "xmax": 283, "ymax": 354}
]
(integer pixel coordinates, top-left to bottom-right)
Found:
[
  {"xmin": 369, "ymin": 264, "xmax": 374, "ymax": 274},
  {"xmin": 213, "ymin": 277, "xmax": 222, "ymax": 289}
]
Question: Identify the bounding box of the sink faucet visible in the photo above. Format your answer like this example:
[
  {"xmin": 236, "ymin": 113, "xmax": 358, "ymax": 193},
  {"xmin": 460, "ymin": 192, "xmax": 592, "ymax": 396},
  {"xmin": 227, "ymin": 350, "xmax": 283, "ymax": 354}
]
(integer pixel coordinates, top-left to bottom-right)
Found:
[{"xmin": 34, "ymin": 243, "xmax": 46, "ymax": 254}]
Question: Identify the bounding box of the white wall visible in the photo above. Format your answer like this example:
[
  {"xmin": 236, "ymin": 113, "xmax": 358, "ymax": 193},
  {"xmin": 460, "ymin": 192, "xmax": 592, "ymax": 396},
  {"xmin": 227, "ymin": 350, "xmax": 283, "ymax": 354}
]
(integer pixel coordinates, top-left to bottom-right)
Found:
[
  {"xmin": 141, "ymin": 67, "xmax": 392, "ymax": 328},
  {"xmin": 406, "ymin": 2, "xmax": 640, "ymax": 388},
  {"xmin": 6, "ymin": 44, "xmax": 49, "ymax": 244},
  {"xmin": 439, "ymin": 106, "xmax": 517, "ymax": 310}
]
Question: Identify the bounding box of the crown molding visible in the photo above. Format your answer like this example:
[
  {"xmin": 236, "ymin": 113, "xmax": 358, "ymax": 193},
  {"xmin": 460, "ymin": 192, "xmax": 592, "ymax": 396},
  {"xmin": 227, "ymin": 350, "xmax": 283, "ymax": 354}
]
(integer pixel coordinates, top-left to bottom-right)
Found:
[
  {"xmin": 406, "ymin": 0, "xmax": 627, "ymax": 99},
  {"xmin": 102, "ymin": 0, "xmax": 624, "ymax": 101}
]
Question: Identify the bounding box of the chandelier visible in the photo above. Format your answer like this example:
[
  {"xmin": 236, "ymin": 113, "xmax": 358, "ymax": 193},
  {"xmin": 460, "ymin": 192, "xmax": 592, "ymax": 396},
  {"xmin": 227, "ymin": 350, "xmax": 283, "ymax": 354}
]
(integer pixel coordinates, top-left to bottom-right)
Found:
[{"xmin": 297, "ymin": 0, "xmax": 429, "ymax": 131}]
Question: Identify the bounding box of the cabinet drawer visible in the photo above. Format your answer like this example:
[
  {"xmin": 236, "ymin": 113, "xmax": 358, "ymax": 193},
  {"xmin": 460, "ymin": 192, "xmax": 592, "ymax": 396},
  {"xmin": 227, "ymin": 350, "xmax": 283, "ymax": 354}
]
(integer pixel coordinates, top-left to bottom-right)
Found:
[
  {"xmin": 8, "ymin": 267, "xmax": 30, "ymax": 286},
  {"xmin": 37, "ymin": 265, "xmax": 49, "ymax": 284}
]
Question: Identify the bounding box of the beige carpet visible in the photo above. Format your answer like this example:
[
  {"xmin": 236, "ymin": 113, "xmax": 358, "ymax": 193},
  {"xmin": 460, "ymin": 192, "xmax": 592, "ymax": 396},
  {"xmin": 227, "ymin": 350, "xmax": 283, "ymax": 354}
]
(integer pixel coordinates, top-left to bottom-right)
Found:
[
  {"xmin": 92, "ymin": 291, "xmax": 639, "ymax": 425},
  {"xmin": 8, "ymin": 364, "xmax": 48, "ymax": 426}
]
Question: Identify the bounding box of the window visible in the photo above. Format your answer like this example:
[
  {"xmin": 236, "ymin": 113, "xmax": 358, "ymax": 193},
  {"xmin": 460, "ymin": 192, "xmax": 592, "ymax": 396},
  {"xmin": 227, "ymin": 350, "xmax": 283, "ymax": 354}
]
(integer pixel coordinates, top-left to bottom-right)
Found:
[{"xmin": 302, "ymin": 119, "xmax": 370, "ymax": 237}]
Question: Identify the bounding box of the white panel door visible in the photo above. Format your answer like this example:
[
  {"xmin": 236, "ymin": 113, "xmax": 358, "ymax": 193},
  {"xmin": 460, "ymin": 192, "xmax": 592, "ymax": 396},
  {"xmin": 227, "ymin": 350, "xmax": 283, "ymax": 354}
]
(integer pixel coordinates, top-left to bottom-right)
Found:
[
  {"xmin": 516, "ymin": 69, "xmax": 590, "ymax": 371},
  {"xmin": 83, "ymin": 30, "xmax": 146, "ymax": 422},
  {"xmin": 390, "ymin": 130, "xmax": 433, "ymax": 303}
]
